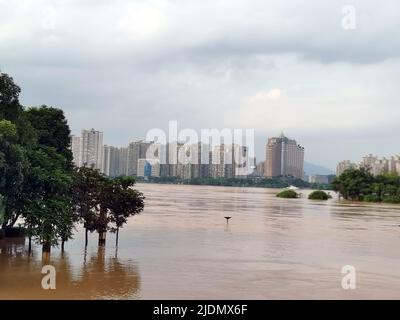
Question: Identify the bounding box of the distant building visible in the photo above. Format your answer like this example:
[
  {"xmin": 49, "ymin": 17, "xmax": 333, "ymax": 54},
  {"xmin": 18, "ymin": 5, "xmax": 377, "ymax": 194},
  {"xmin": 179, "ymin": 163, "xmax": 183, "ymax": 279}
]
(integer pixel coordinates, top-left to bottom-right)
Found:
[
  {"xmin": 71, "ymin": 135, "xmax": 82, "ymax": 167},
  {"xmin": 117, "ymin": 147, "xmax": 129, "ymax": 176},
  {"xmin": 71, "ymin": 129, "xmax": 103, "ymax": 171},
  {"xmin": 102, "ymin": 145, "xmax": 124, "ymax": 177},
  {"xmin": 126, "ymin": 140, "xmax": 152, "ymax": 176},
  {"xmin": 254, "ymin": 161, "xmax": 265, "ymax": 177},
  {"xmin": 389, "ymin": 155, "xmax": 400, "ymax": 174},
  {"xmin": 102, "ymin": 145, "xmax": 111, "ymax": 176},
  {"xmin": 337, "ymin": 155, "xmax": 400, "ymax": 177},
  {"xmin": 336, "ymin": 160, "xmax": 357, "ymax": 176},
  {"xmin": 264, "ymin": 133, "xmax": 304, "ymax": 179},
  {"xmin": 359, "ymin": 154, "xmax": 400, "ymax": 176},
  {"xmin": 137, "ymin": 159, "xmax": 152, "ymax": 177},
  {"xmin": 234, "ymin": 146, "xmax": 253, "ymax": 178},
  {"xmin": 151, "ymin": 160, "xmax": 160, "ymax": 177},
  {"xmin": 308, "ymin": 175, "xmax": 329, "ymax": 184},
  {"xmin": 137, "ymin": 159, "xmax": 160, "ymax": 177}
]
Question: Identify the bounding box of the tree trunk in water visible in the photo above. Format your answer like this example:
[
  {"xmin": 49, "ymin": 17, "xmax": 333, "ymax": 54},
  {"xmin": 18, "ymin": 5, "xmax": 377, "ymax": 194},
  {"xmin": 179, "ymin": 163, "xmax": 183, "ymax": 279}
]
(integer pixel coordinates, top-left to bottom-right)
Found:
[
  {"xmin": 28, "ymin": 236, "xmax": 32, "ymax": 253},
  {"xmin": 85, "ymin": 228, "xmax": 88, "ymax": 247},
  {"xmin": 61, "ymin": 240, "xmax": 65, "ymax": 252},
  {"xmin": 42, "ymin": 242, "xmax": 51, "ymax": 253},
  {"xmin": 10, "ymin": 214, "xmax": 20, "ymax": 227},
  {"xmin": 115, "ymin": 227, "xmax": 119, "ymax": 247},
  {"xmin": 98, "ymin": 206, "xmax": 107, "ymax": 246},
  {"xmin": 98, "ymin": 231, "xmax": 106, "ymax": 246}
]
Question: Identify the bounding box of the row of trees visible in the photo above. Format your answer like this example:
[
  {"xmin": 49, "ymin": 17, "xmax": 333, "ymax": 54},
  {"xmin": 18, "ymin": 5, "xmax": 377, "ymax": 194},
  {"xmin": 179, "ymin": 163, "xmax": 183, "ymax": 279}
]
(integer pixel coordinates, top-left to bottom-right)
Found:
[
  {"xmin": 0, "ymin": 71, "xmax": 145, "ymax": 252},
  {"xmin": 332, "ymin": 167, "xmax": 400, "ymax": 203},
  {"xmin": 72, "ymin": 167, "xmax": 144, "ymax": 249},
  {"xmin": 141, "ymin": 176, "xmax": 331, "ymax": 190}
]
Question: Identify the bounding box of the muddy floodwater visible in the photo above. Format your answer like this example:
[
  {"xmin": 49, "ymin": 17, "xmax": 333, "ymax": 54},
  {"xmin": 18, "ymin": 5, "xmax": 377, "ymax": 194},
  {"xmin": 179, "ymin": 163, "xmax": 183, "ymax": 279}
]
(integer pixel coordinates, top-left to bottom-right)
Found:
[{"xmin": 1, "ymin": 183, "xmax": 400, "ymax": 299}]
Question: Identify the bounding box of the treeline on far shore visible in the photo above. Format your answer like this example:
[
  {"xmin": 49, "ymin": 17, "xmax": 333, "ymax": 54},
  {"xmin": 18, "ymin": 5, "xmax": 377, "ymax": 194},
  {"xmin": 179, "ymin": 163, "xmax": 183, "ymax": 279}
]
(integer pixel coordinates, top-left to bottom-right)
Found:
[
  {"xmin": 0, "ymin": 71, "xmax": 145, "ymax": 253},
  {"xmin": 136, "ymin": 176, "xmax": 332, "ymax": 190},
  {"xmin": 332, "ymin": 167, "xmax": 400, "ymax": 204}
]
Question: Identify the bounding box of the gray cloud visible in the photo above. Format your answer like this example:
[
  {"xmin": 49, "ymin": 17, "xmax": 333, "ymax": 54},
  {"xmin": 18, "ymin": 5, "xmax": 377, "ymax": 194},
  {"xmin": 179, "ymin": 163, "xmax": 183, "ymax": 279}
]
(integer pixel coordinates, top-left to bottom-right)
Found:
[{"xmin": 1, "ymin": 0, "xmax": 400, "ymax": 169}]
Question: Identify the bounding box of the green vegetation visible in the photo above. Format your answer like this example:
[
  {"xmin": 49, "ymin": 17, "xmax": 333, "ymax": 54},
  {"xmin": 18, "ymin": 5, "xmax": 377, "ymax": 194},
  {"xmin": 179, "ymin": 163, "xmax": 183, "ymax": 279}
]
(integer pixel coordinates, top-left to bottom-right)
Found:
[
  {"xmin": 0, "ymin": 71, "xmax": 145, "ymax": 252},
  {"xmin": 0, "ymin": 195, "xmax": 4, "ymax": 239},
  {"xmin": 0, "ymin": 195, "xmax": 4, "ymax": 225},
  {"xmin": 308, "ymin": 190, "xmax": 331, "ymax": 200},
  {"xmin": 140, "ymin": 176, "xmax": 332, "ymax": 190},
  {"xmin": 332, "ymin": 168, "xmax": 400, "ymax": 204},
  {"xmin": 276, "ymin": 190, "xmax": 299, "ymax": 198}
]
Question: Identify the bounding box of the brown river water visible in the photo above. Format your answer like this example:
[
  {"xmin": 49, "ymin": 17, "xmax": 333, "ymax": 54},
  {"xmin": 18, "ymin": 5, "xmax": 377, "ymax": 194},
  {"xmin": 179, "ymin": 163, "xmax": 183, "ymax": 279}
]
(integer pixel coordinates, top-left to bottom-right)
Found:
[{"xmin": 1, "ymin": 183, "xmax": 400, "ymax": 299}]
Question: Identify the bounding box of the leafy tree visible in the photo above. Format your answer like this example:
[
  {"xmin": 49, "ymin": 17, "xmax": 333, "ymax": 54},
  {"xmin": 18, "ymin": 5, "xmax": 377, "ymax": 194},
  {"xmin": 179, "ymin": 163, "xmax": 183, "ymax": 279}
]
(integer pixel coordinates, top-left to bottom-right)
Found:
[
  {"xmin": 276, "ymin": 190, "xmax": 299, "ymax": 198},
  {"xmin": 25, "ymin": 106, "xmax": 73, "ymax": 167},
  {"xmin": 107, "ymin": 176, "xmax": 145, "ymax": 246},
  {"xmin": 72, "ymin": 167, "xmax": 106, "ymax": 247},
  {"xmin": 21, "ymin": 146, "xmax": 74, "ymax": 252},
  {"xmin": 20, "ymin": 106, "xmax": 75, "ymax": 252},
  {"xmin": 308, "ymin": 190, "xmax": 331, "ymax": 200},
  {"xmin": 0, "ymin": 72, "xmax": 22, "ymax": 122},
  {"xmin": 333, "ymin": 168, "xmax": 400, "ymax": 204},
  {"xmin": 1, "ymin": 72, "xmax": 146, "ymax": 252},
  {"xmin": 0, "ymin": 120, "xmax": 27, "ymax": 229},
  {"xmin": 332, "ymin": 167, "xmax": 374, "ymax": 201},
  {"xmin": 0, "ymin": 195, "xmax": 4, "ymax": 223}
]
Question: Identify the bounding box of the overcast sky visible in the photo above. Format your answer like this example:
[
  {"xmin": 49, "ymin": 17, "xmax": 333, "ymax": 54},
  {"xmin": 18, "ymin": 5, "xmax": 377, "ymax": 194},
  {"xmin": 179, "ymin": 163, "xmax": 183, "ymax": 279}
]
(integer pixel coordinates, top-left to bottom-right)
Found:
[{"xmin": 1, "ymin": 0, "xmax": 400, "ymax": 170}]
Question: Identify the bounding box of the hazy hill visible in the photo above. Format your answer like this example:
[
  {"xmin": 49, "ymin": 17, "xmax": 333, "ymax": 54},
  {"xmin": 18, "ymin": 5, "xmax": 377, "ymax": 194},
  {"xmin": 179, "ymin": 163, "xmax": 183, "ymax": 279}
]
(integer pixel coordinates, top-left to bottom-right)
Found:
[{"xmin": 304, "ymin": 161, "xmax": 335, "ymax": 176}]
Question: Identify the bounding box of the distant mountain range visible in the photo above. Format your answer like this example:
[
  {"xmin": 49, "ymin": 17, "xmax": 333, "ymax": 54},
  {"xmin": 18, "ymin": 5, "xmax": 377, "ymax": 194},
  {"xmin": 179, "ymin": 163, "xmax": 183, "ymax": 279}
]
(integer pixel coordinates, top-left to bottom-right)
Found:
[{"xmin": 304, "ymin": 161, "xmax": 335, "ymax": 176}]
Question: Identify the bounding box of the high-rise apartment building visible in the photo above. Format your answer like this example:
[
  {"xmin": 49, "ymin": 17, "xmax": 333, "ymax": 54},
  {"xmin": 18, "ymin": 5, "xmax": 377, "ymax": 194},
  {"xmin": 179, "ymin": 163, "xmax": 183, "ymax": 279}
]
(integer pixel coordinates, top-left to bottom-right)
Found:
[
  {"xmin": 336, "ymin": 160, "xmax": 357, "ymax": 176},
  {"xmin": 71, "ymin": 135, "xmax": 82, "ymax": 167},
  {"xmin": 126, "ymin": 140, "xmax": 152, "ymax": 176},
  {"xmin": 234, "ymin": 145, "xmax": 253, "ymax": 178},
  {"xmin": 71, "ymin": 129, "xmax": 103, "ymax": 171},
  {"xmin": 210, "ymin": 144, "xmax": 252, "ymax": 178},
  {"xmin": 264, "ymin": 133, "xmax": 304, "ymax": 179},
  {"xmin": 337, "ymin": 155, "xmax": 400, "ymax": 177},
  {"xmin": 117, "ymin": 147, "xmax": 129, "ymax": 176},
  {"xmin": 308, "ymin": 175, "xmax": 329, "ymax": 184},
  {"xmin": 102, "ymin": 145, "xmax": 124, "ymax": 177},
  {"xmin": 102, "ymin": 145, "xmax": 111, "ymax": 176},
  {"xmin": 359, "ymin": 154, "xmax": 400, "ymax": 176},
  {"xmin": 255, "ymin": 161, "xmax": 265, "ymax": 177},
  {"xmin": 80, "ymin": 128, "xmax": 103, "ymax": 171},
  {"xmin": 137, "ymin": 159, "xmax": 160, "ymax": 177}
]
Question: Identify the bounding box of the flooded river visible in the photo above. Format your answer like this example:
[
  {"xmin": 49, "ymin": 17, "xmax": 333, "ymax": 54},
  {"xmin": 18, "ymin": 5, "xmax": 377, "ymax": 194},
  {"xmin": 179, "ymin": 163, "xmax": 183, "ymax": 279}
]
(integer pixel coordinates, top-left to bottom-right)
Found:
[{"xmin": 1, "ymin": 183, "xmax": 400, "ymax": 299}]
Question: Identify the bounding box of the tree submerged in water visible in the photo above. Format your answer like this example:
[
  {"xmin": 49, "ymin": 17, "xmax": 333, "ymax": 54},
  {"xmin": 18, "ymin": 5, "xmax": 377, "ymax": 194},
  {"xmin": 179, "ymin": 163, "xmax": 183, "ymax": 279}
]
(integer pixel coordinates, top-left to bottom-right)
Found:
[
  {"xmin": 72, "ymin": 167, "xmax": 145, "ymax": 248},
  {"xmin": 107, "ymin": 176, "xmax": 145, "ymax": 246},
  {"xmin": 332, "ymin": 168, "xmax": 400, "ymax": 204},
  {"xmin": 308, "ymin": 190, "xmax": 332, "ymax": 200},
  {"xmin": 276, "ymin": 190, "xmax": 299, "ymax": 199},
  {"xmin": 0, "ymin": 71, "xmax": 145, "ymax": 253}
]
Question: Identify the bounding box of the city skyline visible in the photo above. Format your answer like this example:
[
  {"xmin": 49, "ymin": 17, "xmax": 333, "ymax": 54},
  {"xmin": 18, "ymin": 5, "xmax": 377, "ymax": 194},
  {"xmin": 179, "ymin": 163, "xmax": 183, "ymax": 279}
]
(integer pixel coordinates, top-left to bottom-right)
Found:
[
  {"xmin": 71, "ymin": 128, "xmax": 256, "ymax": 179},
  {"xmin": 72, "ymin": 127, "xmax": 400, "ymax": 179}
]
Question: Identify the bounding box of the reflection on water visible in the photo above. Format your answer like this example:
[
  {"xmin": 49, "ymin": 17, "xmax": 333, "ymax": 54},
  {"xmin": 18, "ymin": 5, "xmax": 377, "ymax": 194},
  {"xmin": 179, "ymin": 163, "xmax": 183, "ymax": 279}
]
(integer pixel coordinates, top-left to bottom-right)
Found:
[
  {"xmin": 0, "ymin": 238, "xmax": 140, "ymax": 299},
  {"xmin": 1, "ymin": 183, "xmax": 400, "ymax": 299}
]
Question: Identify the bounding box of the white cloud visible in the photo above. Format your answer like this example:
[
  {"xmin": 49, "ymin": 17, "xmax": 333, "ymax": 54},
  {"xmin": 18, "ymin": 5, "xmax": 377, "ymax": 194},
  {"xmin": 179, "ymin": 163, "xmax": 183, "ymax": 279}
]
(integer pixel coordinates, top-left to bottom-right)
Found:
[{"xmin": 249, "ymin": 89, "xmax": 282, "ymax": 103}]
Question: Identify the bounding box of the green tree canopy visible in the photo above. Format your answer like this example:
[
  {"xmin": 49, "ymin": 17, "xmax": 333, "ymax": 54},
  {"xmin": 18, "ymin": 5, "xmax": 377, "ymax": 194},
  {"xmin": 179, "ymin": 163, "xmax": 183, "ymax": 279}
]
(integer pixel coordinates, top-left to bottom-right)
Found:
[
  {"xmin": 333, "ymin": 168, "xmax": 400, "ymax": 203},
  {"xmin": 0, "ymin": 72, "xmax": 22, "ymax": 122},
  {"xmin": 107, "ymin": 176, "xmax": 145, "ymax": 245},
  {"xmin": 25, "ymin": 106, "xmax": 73, "ymax": 166}
]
